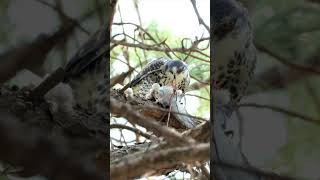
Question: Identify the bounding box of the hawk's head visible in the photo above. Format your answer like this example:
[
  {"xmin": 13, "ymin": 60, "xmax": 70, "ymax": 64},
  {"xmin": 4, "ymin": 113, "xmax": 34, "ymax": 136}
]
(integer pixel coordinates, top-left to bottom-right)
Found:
[
  {"xmin": 212, "ymin": 0, "xmax": 249, "ymax": 41},
  {"xmin": 162, "ymin": 60, "xmax": 189, "ymax": 89}
]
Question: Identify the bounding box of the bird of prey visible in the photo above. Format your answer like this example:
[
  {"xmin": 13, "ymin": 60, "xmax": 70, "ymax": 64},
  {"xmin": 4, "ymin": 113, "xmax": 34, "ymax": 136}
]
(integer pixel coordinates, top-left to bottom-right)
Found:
[
  {"xmin": 120, "ymin": 57, "xmax": 196, "ymax": 128},
  {"xmin": 64, "ymin": 26, "xmax": 107, "ymax": 114},
  {"xmin": 120, "ymin": 58, "xmax": 190, "ymax": 101},
  {"xmin": 212, "ymin": 0, "xmax": 257, "ymax": 106}
]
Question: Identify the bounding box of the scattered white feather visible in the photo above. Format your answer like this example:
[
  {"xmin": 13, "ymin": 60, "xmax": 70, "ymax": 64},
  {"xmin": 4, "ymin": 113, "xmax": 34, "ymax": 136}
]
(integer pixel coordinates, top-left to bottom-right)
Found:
[
  {"xmin": 124, "ymin": 88, "xmax": 134, "ymax": 99},
  {"xmin": 11, "ymin": 69, "xmax": 74, "ymax": 114},
  {"xmin": 112, "ymin": 83, "xmax": 124, "ymax": 90}
]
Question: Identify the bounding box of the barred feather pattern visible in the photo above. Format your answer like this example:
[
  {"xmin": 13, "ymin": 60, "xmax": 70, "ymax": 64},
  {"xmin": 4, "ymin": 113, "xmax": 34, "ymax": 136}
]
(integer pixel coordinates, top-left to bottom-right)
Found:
[
  {"xmin": 213, "ymin": 0, "xmax": 256, "ymax": 104},
  {"xmin": 121, "ymin": 57, "xmax": 190, "ymax": 100},
  {"xmin": 66, "ymin": 57, "xmax": 107, "ymax": 114},
  {"xmin": 64, "ymin": 27, "xmax": 107, "ymax": 114}
]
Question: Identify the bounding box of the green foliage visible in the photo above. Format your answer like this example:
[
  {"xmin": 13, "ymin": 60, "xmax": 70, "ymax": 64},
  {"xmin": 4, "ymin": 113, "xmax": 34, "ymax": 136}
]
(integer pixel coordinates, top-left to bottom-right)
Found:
[
  {"xmin": 253, "ymin": 1, "xmax": 320, "ymax": 178},
  {"xmin": 255, "ymin": 1, "xmax": 320, "ymax": 61}
]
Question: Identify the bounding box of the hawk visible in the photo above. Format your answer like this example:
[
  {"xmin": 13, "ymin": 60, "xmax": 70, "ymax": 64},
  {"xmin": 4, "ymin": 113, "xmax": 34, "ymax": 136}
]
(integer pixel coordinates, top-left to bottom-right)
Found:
[
  {"xmin": 120, "ymin": 58, "xmax": 196, "ymax": 128},
  {"xmin": 64, "ymin": 26, "xmax": 107, "ymax": 114},
  {"xmin": 120, "ymin": 58, "xmax": 190, "ymax": 102},
  {"xmin": 212, "ymin": 0, "xmax": 257, "ymax": 106}
]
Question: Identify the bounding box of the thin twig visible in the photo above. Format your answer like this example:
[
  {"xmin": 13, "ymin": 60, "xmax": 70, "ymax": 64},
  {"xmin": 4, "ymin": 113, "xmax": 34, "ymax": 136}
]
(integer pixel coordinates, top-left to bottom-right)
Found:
[
  {"xmin": 35, "ymin": 0, "xmax": 90, "ymax": 35},
  {"xmin": 142, "ymin": 104, "xmax": 208, "ymax": 122},
  {"xmin": 304, "ymin": 80, "xmax": 320, "ymax": 116},
  {"xmin": 239, "ymin": 103, "xmax": 320, "ymax": 126},
  {"xmin": 190, "ymin": 0, "xmax": 210, "ymax": 33},
  {"xmin": 185, "ymin": 94, "xmax": 210, "ymax": 101},
  {"xmin": 110, "ymin": 124, "xmax": 154, "ymax": 140},
  {"xmin": 255, "ymin": 41, "xmax": 320, "ymax": 75},
  {"xmin": 112, "ymin": 39, "xmax": 210, "ymax": 63}
]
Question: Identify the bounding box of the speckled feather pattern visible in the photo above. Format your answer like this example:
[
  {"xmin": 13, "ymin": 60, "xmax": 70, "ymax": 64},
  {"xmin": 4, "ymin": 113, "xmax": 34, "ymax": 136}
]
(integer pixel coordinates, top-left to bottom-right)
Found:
[
  {"xmin": 64, "ymin": 27, "xmax": 107, "ymax": 114},
  {"xmin": 123, "ymin": 57, "xmax": 190, "ymax": 99},
  {"xmin": 67, "ymin": 58, "xmax": 107, "ymax": 113},
  {"xmin": 213, "ymin": 0, "xmax": 256, "ymax": 104}
]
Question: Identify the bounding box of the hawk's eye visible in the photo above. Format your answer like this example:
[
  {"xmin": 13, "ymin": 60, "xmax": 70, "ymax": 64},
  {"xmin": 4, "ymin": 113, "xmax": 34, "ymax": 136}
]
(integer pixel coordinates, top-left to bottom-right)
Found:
[
  {"xmin": 164, "ymin": 64, "xmax": 169, "ymax": 71},
  {"xmin": 177, "ymin": 67, "xmax": 184, "ymax": 74}
]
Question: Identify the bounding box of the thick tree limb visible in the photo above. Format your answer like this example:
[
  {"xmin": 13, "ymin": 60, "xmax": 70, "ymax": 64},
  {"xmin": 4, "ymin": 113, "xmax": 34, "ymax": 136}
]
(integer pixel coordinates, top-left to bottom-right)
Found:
[
  {"xmin": 110, "ymin": 97, "xmax": 195, "ymax": 145},
  {"xmin": 0, "ymin": 2, "xmax": 104, "ymax": 86},
  {"xmin": 110, "ymin": 143, "xmax": 209, "ymax": 180},
  {"xmin": 0, "ymin": 86, "xmax": 107, "ymax": 179},
  {"xmin": 110, "ymin": 89, "xmax": 205, "ymax": 130},
  {"xmin": 0, "ymin": 110, "xmax": 105, "ymax": 180},
  {"xmin": 110, "ymin": 89, "xmax": 210, "ymax": 178},
  {"xmin": 0, "ymin": 28, "xmax": 70, "ymax": 85}
]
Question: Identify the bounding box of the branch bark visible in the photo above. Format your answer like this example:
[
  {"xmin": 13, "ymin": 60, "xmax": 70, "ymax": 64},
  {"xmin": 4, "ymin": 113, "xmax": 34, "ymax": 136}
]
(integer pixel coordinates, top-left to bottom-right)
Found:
[
  {"xmin": 111, "ymin": 143, "xmax": 209, "ymax": 179},
  {"xmin": 0, "ymin": 86, "xmax": 107, "ymax": 180}
]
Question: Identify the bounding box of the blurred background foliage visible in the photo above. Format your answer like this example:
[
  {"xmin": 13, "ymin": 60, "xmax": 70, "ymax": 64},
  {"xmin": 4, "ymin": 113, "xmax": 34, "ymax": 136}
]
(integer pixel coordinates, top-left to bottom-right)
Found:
[
  {"xmin": 238, "ymin": 0, "xmax": 320, "ymax": 179},
  {"xmin": 0, "ymin": 0, "xmax": 105, "ymax": 179}
]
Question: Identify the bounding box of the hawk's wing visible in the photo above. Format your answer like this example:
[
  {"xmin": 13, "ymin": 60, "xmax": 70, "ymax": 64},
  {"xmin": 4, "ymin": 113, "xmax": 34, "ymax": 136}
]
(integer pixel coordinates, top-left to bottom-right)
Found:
[
  {"xmin": 63, "ymin": 26, "xmax": 107, "ymax": 113},
  {"xmin": 64, "ymin": 26, "xmax": 107, "ymax": 80},
  {"xmin": 120, "ymin": 58, "xmax": 167, "ymax": 92}
]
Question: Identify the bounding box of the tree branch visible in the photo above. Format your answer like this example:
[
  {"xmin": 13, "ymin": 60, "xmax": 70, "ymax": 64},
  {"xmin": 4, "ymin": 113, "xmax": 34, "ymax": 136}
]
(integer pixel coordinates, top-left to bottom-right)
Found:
[
  {"xmin": 0, "ymin": 86, "xmax": 107, "ymax": 179},
  {"xmin": 110, "ymin": 143, "xmax": 209, "ymax": 179}
]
